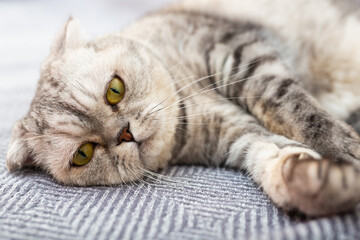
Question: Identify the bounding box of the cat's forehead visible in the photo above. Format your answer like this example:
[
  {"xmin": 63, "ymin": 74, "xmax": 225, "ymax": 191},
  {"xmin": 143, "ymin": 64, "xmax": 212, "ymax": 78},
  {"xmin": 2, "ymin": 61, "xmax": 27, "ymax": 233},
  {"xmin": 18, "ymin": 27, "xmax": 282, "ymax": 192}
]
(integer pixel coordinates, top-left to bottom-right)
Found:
[
  {"xmin": 51, "ymin": 47, "xmax": 129, "ymax": 84},
  {"xmin": 39, "ymin": 43, "xmax": 147, "ymax": 100}
]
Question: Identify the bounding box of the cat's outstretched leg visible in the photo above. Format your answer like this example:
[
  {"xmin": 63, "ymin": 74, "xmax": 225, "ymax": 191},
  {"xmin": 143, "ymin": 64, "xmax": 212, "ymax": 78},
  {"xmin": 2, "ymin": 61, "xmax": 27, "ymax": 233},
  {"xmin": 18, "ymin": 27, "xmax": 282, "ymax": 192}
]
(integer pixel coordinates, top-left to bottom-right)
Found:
[
  {"xmin": 206, "ymin": 34, "xmax": 360, "ymax": 166},
  {"xmin": 238, "ymin": 70, "xmax": 360, "ymax": 167},
  {"xmin": 202, "ymin": 33, "xmax": 360, "ymax": 215},
  {"xmin": 174, "ymin": 99, "xmax": 360, "ymax": 216},
  {"xmin": 226, "ymin": 131, "xmax": 360, "ymax": 216}
]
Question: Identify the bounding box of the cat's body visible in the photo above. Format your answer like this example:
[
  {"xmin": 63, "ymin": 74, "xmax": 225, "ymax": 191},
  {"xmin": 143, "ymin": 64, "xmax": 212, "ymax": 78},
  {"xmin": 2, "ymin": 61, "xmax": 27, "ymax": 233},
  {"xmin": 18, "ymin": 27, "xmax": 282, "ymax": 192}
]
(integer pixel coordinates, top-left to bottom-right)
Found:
[{"xmin": 6, "ymin": 0, "xmax": 360, "ymax": 216}]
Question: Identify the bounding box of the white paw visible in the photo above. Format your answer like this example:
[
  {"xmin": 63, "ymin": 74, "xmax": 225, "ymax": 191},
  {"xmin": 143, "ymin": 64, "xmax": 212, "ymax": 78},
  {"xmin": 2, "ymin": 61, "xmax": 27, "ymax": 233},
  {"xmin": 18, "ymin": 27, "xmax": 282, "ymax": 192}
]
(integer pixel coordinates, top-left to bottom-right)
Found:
[{"xmin": 281, "ymin": 151, "xmax": 360, "ymax": 216}]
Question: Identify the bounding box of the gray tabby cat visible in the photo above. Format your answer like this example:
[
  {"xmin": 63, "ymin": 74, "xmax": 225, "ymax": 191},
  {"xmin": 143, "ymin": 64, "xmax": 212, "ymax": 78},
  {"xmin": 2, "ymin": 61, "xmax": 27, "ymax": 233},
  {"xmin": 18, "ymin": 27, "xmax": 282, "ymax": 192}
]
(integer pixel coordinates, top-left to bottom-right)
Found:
[{"xmin": 6, "ymin": 0, "xmax": 360, "ymax": 216}]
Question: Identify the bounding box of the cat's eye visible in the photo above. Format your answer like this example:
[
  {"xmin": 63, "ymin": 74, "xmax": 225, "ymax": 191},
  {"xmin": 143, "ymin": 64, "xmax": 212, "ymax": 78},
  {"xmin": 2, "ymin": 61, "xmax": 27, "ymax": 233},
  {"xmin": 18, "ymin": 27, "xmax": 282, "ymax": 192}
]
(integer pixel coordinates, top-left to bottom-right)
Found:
[
  {"xmin": 73, "ymin": 143, "xmax": 94, "ymax": 166},
  {"xmin": 106, "ymin": 76, "xmax": 125, "ymax": 105}
]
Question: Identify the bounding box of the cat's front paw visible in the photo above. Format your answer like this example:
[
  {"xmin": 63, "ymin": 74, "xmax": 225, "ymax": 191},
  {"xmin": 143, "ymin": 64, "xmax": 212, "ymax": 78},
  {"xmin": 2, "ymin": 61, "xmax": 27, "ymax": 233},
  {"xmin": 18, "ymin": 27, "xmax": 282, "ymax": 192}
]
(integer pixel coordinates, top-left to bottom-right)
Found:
[{"xmin": 282, "ymin": 153, "xmax": 360, "ymax": 216}]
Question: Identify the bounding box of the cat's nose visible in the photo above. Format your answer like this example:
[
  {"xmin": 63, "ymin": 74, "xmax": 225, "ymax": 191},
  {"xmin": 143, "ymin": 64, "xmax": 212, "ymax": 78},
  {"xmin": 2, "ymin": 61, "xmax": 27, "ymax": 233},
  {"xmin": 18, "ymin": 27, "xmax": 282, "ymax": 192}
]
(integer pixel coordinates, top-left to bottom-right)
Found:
[{"xmin": 117, "ymin": 125, "xmax": 134, "ymax": 144}]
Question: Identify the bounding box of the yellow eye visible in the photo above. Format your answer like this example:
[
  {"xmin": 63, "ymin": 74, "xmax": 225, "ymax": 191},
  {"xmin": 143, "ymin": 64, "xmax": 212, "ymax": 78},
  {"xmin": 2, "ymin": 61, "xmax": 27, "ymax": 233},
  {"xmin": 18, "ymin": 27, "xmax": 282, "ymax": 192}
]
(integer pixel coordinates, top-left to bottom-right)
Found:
[
  {"xmin": 73, "ymin": 143, "xmax": 94, "ymax": 166},
  {"xmin": 106, "ymin": 76, "xmax": 125, "ymax": 105}
]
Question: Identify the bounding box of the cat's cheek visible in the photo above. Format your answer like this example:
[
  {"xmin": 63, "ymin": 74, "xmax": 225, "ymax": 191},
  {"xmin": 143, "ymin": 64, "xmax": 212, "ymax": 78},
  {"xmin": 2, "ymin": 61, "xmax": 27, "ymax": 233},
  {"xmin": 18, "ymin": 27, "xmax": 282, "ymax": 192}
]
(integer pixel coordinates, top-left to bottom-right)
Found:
[{"xmin": 139, "ymin": 138, "xmax": 172, "ymax": 171}]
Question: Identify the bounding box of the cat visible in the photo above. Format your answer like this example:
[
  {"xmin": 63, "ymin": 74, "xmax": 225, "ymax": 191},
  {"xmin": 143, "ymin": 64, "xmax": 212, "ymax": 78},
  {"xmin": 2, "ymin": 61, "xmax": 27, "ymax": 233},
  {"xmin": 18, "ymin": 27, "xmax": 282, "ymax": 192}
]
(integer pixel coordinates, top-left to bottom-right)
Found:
[{"xmin": 6, "ymin": 0, "xmax": 360, "ymax": 217}]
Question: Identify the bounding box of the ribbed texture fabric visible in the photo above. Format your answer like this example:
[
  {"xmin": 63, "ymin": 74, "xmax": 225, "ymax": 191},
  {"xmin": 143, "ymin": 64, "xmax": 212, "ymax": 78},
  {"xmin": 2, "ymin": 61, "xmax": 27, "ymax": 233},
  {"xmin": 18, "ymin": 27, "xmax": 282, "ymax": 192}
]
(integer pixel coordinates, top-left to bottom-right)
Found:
[
  {"xmin": 1, "ymin": 161, "xmax": 360, "ymax": 239},
  {"xmin": 1, "ymin": 0, "xmax": 360, "ymax": 239}
]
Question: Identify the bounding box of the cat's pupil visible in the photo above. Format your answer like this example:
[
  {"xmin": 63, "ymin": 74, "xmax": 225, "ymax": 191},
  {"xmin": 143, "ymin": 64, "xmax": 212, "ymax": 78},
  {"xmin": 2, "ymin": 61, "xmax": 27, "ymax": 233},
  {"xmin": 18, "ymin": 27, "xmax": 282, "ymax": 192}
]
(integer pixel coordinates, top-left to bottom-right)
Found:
[
  {"xmin": 111, "ymin": 88, "xmax": 120, "ymax": 94},
  {"xmin": 78, "ymin": 150, "xmax": 87, "ymax": 158}
]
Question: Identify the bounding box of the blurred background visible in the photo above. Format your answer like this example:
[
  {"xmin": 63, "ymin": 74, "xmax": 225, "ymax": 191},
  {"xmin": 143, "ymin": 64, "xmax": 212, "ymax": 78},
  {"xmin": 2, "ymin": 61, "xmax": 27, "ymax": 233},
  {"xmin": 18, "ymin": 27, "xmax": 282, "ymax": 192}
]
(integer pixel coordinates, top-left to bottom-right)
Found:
[{"xmin": 0, "ymin": 0, "xmax": 177, "ymax": 88}]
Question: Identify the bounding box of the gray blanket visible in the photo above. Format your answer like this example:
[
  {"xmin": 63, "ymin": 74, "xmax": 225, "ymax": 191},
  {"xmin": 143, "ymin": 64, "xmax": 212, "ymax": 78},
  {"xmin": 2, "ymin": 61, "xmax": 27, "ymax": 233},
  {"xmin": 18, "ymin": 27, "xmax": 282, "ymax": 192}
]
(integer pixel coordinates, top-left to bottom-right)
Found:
[{"xmin": 1, "ymin": 1, "xmax": 360, "ymax": 239}]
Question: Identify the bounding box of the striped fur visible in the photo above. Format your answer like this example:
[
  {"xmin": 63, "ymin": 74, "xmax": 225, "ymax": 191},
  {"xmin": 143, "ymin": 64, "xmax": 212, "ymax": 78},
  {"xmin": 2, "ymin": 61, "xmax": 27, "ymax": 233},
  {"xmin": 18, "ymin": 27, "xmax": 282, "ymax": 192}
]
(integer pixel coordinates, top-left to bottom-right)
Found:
[{"xmin": 6, "ymin": 0, "xmax": 360, "ymax": 216}]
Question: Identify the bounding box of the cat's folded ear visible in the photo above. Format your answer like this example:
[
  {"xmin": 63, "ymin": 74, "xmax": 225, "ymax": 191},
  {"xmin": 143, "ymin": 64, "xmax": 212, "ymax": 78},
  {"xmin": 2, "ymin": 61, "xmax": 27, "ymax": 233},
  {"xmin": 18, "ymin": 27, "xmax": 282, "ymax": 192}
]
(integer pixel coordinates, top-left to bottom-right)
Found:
[
  {"xmin": 6, "ymin": 120, "xmax": 35, "ymax": 171},
  {"xmin": 50, "ymin": 16, "xmax": 87, "ymax": 57}
]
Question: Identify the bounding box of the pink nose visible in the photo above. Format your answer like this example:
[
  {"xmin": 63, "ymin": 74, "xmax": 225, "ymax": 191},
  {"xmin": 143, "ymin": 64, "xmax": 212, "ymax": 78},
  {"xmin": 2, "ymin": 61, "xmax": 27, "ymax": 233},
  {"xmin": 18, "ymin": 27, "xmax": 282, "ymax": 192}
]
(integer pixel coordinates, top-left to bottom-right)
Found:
[{"xmin": 118, "ymin": 126, "xmax": 134, "ymax": 144}]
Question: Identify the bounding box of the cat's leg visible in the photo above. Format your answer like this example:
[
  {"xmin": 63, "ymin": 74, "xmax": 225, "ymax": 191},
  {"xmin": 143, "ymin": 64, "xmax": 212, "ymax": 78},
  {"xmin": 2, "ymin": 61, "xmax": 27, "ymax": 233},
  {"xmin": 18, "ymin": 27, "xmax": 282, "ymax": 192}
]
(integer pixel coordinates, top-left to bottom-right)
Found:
[
  {"xmin": 224, "ymin": 121, "xmax": 360, "ymax": 216},
  {"xmin": 198, "ymin": 32, "xmax": 360, "ymax": 216},
  {"xmin": 206, "ymin": 37, "xmax": 360, "ymax": 166},
  {"xmin": 175, "ymin": 99, "xmax": 360, "ymax": 216},
  {"xmin": 238, "ymin": 69, "xmax": 360, "ymax": 166}
]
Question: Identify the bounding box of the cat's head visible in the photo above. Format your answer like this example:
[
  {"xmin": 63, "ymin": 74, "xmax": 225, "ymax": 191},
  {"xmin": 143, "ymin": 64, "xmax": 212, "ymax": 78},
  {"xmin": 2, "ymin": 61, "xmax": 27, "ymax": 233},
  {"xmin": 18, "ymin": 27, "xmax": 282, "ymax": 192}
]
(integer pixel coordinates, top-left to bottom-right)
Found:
[{"xmin": 6, "ymin": 18, "xmax": 179, "ymax": 186}]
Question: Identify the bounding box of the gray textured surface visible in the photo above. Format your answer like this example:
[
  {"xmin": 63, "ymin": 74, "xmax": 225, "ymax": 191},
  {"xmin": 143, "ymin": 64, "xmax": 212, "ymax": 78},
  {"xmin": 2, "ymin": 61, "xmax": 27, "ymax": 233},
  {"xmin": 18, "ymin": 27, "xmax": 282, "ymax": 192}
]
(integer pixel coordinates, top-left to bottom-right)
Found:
[{"xmin": 1, "ymin": 1, "xmax": 360, "ymax": 239}]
